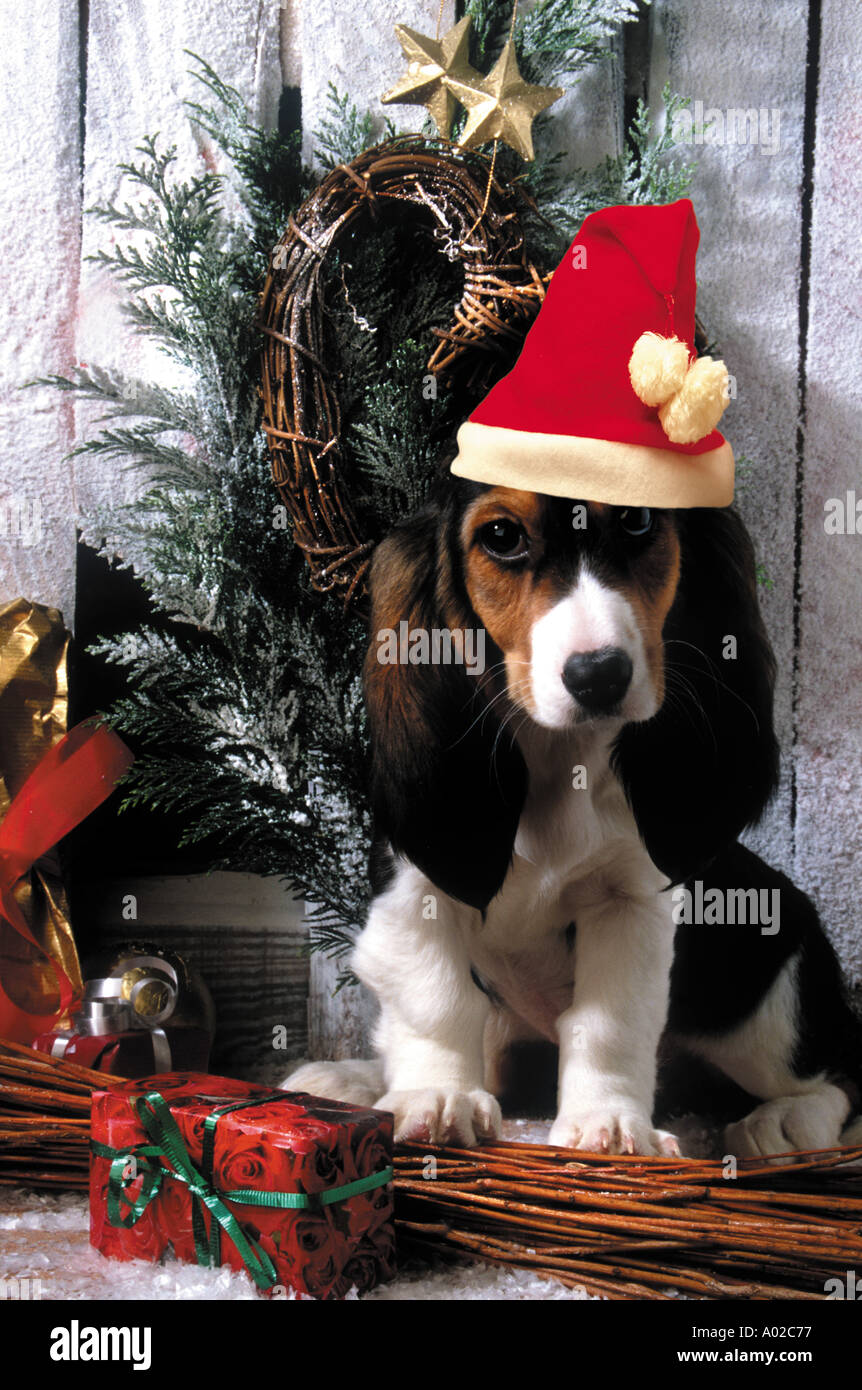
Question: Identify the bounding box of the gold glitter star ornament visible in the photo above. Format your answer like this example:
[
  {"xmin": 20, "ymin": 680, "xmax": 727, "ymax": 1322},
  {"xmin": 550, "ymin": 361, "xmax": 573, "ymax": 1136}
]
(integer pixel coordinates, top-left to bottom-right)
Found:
[
  {"xmin": 381, "ymin": 15, "xmax": 479, "ymax": 139},
  {"xmin": 449, "ymin": 40, "xmax": 563, "ymax": 161}
]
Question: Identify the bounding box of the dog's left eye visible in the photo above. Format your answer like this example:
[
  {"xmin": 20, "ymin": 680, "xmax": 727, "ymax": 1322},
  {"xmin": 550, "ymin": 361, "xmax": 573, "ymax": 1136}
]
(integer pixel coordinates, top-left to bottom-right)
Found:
[
  {"xmin": 618, "ymin": 507, "xmax": 653, "ymax": 537},
  {"xmin": 479, "ymin": 519, "xmax": 529, "ymax": 561}
]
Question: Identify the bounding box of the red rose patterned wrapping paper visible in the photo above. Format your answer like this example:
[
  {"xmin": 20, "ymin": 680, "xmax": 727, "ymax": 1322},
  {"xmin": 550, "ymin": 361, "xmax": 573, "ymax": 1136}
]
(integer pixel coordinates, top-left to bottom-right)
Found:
[{"xmin": 89, "ymin": 1072, "xmax": 396, "ymax": 1299}]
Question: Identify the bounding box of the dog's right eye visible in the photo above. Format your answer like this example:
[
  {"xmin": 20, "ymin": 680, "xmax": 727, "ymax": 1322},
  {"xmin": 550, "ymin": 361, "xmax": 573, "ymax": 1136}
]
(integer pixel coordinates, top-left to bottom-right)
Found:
[{"xmin": 479, "ymin": 519, "xmax": 529, "ymax": 561}]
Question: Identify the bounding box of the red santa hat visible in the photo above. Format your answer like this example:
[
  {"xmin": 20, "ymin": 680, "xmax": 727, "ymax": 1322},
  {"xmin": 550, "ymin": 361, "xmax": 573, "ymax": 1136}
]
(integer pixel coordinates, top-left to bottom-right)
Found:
[{"xmin": 450, "ymin": 198, "xmax": 733, "ymax": 507}]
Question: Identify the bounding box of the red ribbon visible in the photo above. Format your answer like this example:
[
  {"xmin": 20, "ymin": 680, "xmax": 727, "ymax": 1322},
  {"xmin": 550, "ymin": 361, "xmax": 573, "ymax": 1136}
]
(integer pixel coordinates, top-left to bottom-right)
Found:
[{"xmin": 0, "ymin": 722, "xmax": 134, "ymax": 1041}]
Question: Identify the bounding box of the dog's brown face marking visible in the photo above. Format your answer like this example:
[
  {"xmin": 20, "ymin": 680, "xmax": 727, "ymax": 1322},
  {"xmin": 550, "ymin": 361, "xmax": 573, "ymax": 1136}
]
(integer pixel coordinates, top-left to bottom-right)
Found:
[
  {"xmin": 460, "ymin": 486, "xmax": 681, "ymax": 721},
  {"xmin": 460, "ymin": 489, "xmax": 562, "ymax": 715}
]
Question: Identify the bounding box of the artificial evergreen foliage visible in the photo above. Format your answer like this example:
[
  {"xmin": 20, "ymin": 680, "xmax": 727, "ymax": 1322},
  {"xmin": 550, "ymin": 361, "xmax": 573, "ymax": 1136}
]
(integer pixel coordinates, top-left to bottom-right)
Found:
[
  {"xmin": 466, "ymin": 0, "xmax": 641, "ymax": 79},
  {"xmin": 39, "ymin": 15, "xmax": 695, "ymax": 962}
]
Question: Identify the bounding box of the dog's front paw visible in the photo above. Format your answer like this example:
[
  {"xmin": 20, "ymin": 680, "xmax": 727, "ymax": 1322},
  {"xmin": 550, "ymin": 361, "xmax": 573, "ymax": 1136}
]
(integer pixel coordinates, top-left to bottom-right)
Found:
[
  {"xmin": 375, "ymin": 1087, "xmax": 502, "ymax": 1146},
  {"xmin": 549, "ymin": 1106, "xmax": 680, "ymax": 1157},
  {"xmin": 724, "ymin": 1087, "xmax": 849, "ymax": 1165}
]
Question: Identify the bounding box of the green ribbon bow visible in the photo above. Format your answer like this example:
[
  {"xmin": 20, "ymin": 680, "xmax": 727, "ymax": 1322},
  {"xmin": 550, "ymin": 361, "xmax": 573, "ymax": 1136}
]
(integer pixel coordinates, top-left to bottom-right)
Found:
[{"xmin": 91, "ymin": 1089, "xmax": 393, "ymax": 1292}]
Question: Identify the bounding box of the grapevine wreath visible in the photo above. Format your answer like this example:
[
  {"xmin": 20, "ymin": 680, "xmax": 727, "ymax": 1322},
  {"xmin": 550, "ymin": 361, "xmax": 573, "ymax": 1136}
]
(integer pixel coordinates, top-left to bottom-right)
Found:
[{"xmin": 258, "ymin": 136, "xmax": 547, "ymax": 604}]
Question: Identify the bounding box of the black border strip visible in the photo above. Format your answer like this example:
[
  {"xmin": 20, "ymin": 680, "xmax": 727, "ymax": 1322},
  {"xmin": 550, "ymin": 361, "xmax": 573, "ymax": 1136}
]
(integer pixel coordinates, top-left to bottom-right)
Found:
[
  {"xmin": 77, "ymin": 0, "xmax": 88, "ymax": 187},
  {"xmin": 790, "ymin": 0, "xmax": 822, "ymax": 841}
]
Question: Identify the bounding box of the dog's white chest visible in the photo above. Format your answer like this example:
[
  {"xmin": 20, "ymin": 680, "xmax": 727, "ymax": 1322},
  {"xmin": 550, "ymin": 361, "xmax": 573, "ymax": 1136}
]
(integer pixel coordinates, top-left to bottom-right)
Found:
[{"xmin": 463, "ymin": 744, "xmax": 653, "ymax": 1039}]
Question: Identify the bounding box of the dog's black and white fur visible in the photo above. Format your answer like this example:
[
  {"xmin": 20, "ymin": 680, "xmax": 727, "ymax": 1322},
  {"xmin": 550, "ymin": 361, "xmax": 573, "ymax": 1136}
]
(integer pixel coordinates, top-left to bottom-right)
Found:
[{"xmin": 287, "ymin": 482, "xmax": 862, "ymax": 1160}]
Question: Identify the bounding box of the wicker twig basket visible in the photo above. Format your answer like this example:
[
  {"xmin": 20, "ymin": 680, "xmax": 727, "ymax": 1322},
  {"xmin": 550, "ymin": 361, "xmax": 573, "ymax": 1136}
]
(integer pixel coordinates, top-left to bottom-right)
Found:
[
  {"xmin": 258, "ymin": 137, "xmax": 547, "ymax": 604},
  {"xmin": 395, "ymin": 1139, "xmax": 862, "ymax": 1300},
  {"xmin": 5, "ymin": 1040, "xmax": 862, "ymax": 1300}
]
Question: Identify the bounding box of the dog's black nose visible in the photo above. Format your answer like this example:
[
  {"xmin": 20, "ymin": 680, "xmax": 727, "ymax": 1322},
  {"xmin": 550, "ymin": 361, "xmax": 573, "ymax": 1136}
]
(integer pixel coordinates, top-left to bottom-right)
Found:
[{"xmin": 562, "ymin": 648, "xmax": 633, "ymax": 712}]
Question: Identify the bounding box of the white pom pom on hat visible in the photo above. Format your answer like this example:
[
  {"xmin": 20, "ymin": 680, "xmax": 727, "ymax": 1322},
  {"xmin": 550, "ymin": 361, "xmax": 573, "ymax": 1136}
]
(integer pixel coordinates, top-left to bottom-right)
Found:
[
  {"xmin": 629, "ymin": 331, "xmax": 730, "ymax": 446},
  {"xmin": 628, "ymin": 332, "xmax": 690, "ymax": 408}
]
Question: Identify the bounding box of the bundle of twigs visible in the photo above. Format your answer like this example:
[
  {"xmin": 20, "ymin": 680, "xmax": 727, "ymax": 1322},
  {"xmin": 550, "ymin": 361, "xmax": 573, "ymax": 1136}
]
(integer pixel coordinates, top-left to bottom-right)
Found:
[
  {"xmin": 394, "ymin": 1138, "xmax": 862, "ymax": 1300},
  {"xmin": 258, "ymin": 136, "xmax": 546, "ymax": 603},
  {"xmin": 0, "ymin": 1037, "xmax": 123, "ymax": 1189},
  {"xmin": 6, "ymin": 1037, "xmax": 862, "ymax": 1300}
]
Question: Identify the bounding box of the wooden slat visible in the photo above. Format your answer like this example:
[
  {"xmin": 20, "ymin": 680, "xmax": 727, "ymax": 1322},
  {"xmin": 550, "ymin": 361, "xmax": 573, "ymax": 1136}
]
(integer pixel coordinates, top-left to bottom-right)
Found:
[
  {"xmin": 299, "ymin": 0, "xmax": 455, "ymax": 165},
  {"xmin": 651, "ymin": 0, "xmax": 809, "ymax": 875},
  {"xmin": 308, "ymin": 948, "xmax": 376, "ymax": 1062},
  {"xmin": 542, "ymin": 40, "xmax": 624, "ymax": 176},
  {"xmin": 73, "ymin": 0, "xmax": 283, "ymax": 536},
  {"xmin": 0, "ymin": 0, "xmax": 81, "ymax": 625},
  {"xmin": 794, "ymin": 0, "xmax": 862, "ymax": 984}
]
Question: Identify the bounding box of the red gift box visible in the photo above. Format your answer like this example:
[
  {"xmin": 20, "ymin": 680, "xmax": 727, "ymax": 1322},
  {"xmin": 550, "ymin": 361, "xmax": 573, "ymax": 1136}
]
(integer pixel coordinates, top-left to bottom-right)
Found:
[{"xmin": 89, "ymin": 1073, "xmax": 395, "ymax": 1299}]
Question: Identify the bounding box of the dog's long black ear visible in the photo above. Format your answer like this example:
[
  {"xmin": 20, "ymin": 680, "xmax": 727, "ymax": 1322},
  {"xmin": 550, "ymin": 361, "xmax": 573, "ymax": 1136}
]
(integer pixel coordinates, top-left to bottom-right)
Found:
[
  {"xmin": 364, "ymin": 504, "xmax": 527, "ymax": 912},
  {"xmin": 614, "ymin": 507, "xmax": 779, "ymax": 884}
]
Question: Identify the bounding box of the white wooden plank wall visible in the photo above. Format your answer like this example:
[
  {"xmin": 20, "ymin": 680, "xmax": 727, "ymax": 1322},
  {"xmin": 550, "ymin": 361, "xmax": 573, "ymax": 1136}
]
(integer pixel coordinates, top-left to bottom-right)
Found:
[
  {"xmin": 795, "ymin": 0, "xmax": 862, "ymax": 984},
  {"xmin": 0, "ymin": 0, "xmax": 82, "ymax": 625},
  {"xmin": 75, "ymin": 0, "xmax": 283, "ymax": 530},
  {"xmin": 0, "ymin": 1, "xmax": 859, "ymax": 1064},
  {"xmin": 651, "ymin": 0, "xmax": 807, "ymax": 877}
]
